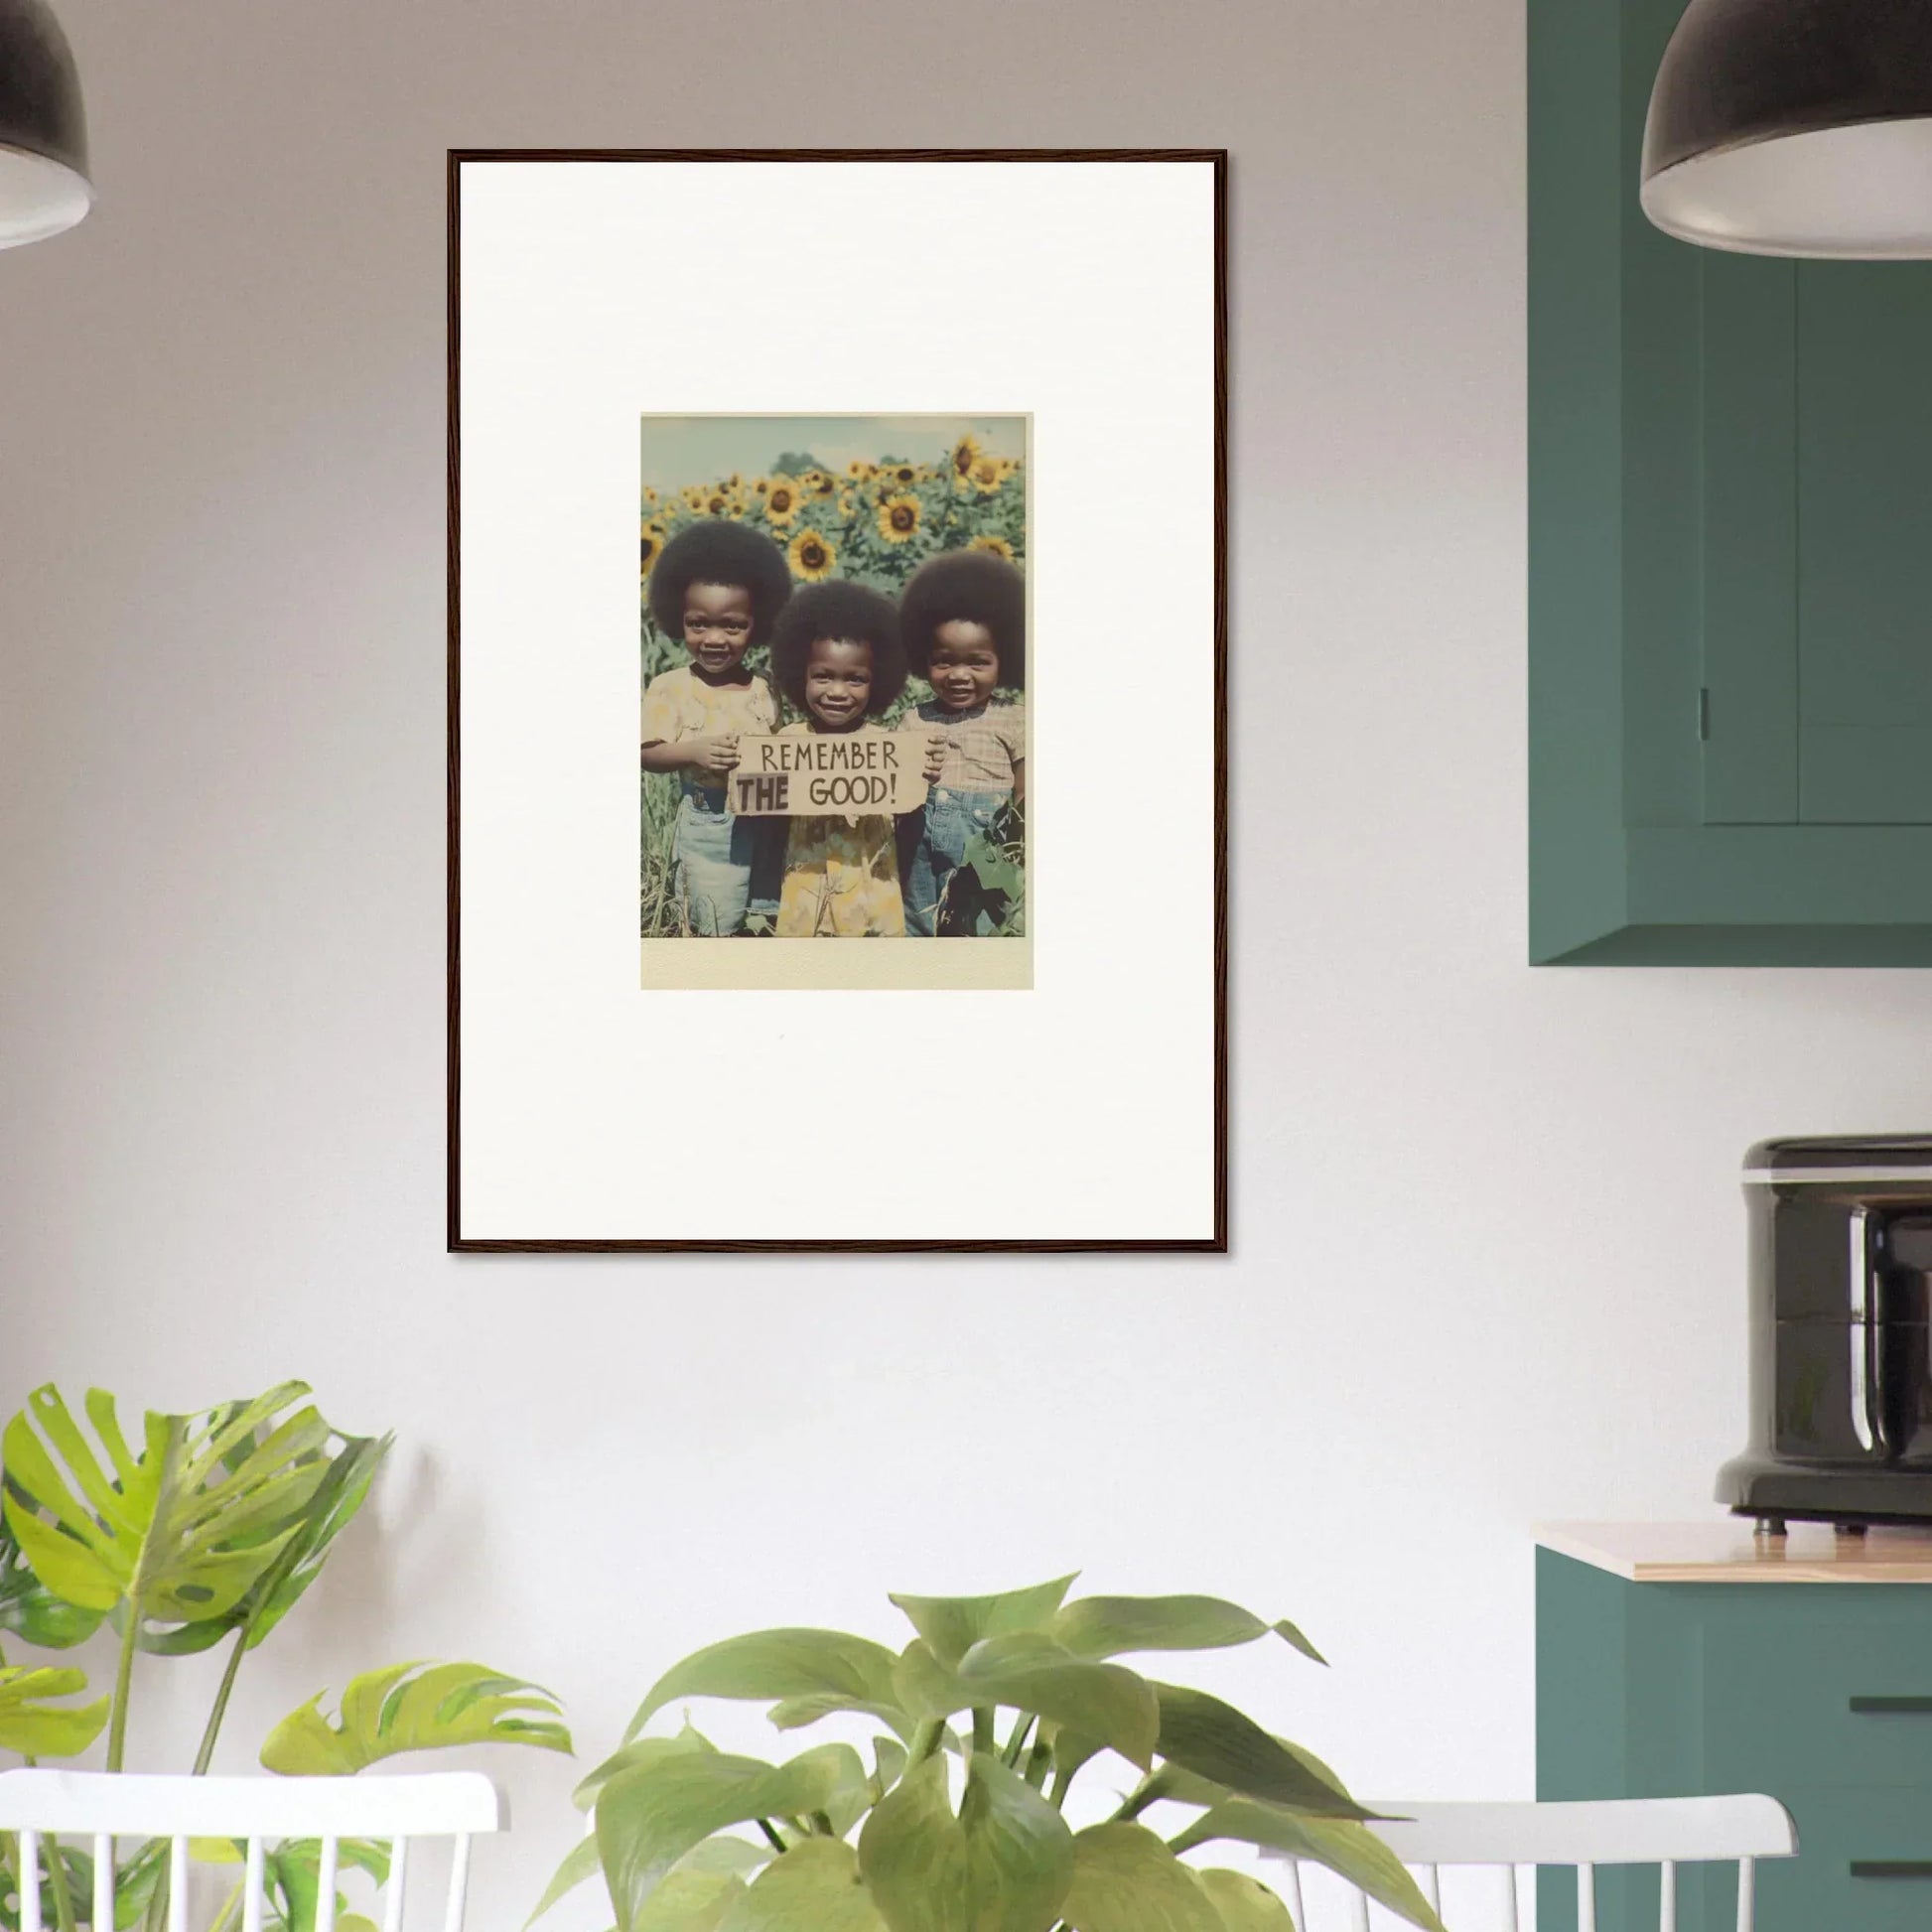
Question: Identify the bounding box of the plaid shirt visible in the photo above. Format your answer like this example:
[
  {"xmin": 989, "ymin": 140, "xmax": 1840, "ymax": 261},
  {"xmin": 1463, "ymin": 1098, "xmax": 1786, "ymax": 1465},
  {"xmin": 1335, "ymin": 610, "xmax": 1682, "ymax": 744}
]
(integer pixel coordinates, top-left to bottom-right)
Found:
[{"xmin": 913, "ymin": 699, "xmax": 1025, "ymax": 794}]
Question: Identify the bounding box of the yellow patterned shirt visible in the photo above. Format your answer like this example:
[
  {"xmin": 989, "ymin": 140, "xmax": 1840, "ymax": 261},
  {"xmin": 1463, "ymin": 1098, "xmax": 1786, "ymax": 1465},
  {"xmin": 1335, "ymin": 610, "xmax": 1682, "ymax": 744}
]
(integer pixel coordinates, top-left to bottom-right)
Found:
[
  {"xmin": 640, "ymin": 665, "xmax": 778, "ymax": 792},
  {"xmin": 773, "ymin": 721, "xmax": 906, "ymax": 937}
]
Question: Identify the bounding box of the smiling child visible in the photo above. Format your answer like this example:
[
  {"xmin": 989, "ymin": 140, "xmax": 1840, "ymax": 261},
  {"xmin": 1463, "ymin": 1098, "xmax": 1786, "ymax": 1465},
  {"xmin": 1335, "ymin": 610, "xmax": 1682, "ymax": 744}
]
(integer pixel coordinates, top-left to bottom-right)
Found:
[
  {"xmin": 641, "ymin": 522, "xmax": 792, "ymax": 934},
  {"xmin": 768, "ymin": 581, "xmax": 939, "ymax": 938},
  {"xmin": 897, "ymin": 549, "xmax": 1027, "ymax": 937}
]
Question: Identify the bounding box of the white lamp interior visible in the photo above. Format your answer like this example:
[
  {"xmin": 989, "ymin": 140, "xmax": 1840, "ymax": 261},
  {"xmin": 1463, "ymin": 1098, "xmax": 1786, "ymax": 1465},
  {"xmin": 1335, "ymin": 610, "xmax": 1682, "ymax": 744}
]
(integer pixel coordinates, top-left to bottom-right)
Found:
[
  {"xmin": 0, "ymin": 144, "xmax": 90, "ymax": 248},
  {"xmin": 1643, "ymin": 116, "xmax": 1932, "ymax": 259}
]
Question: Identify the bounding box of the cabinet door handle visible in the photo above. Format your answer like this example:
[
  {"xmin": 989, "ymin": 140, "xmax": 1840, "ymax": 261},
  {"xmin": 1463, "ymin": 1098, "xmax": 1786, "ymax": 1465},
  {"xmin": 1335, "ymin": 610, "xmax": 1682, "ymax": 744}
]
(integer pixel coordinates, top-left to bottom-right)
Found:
[
  {"xmin": 1853, "ymin": 1863, "xmax": 1932, "ymax": 1879},
  {"xmin": 1850, "ymin": 1697, "xmax": 1932, "ymax": 1714}
]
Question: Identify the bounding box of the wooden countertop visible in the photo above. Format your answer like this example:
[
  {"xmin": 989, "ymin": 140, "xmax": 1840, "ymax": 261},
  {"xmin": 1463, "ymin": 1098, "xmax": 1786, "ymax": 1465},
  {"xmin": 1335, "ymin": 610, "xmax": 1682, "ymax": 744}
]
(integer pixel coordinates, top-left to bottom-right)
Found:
[{"xmin": 1537, "ymin": 1520, "xmax": 1932, "ymax": 1584}]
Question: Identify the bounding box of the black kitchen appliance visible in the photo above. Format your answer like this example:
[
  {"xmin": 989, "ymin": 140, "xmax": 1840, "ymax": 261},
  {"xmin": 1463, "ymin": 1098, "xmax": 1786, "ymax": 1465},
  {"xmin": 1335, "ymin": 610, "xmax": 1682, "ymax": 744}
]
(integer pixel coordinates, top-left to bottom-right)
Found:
[{"xmin": 1721, "ymin": 1135, "xmax": 1932, "ymax": 1532}]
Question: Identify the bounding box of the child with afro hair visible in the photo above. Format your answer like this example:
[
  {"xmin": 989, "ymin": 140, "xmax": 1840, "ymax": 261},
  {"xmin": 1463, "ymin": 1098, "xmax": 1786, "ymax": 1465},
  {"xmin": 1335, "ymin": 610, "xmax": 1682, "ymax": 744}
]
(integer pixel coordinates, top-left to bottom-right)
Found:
[
  {"xmin": 896, "ymin": 548, "xmax": 1027, "ymax": 937},
  {"xmin": 766, "ymin": 580, "xmax": 943, "ymax": 938},
  {"xmin": 641, "ymin": 520, "xmax": 794, "ymax": 934}
]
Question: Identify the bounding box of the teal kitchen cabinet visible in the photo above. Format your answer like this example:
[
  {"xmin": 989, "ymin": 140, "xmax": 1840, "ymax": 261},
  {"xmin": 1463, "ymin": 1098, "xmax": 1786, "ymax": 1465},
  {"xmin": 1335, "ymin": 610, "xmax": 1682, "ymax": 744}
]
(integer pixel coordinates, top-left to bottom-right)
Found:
[
  {"xmin": 1538, "ymin": 1527, "xmax": 1932, "ymax": 1931},
  {"xmin": 1530, "ymin": 0, "xmax": 1932, "ymax": 964}
]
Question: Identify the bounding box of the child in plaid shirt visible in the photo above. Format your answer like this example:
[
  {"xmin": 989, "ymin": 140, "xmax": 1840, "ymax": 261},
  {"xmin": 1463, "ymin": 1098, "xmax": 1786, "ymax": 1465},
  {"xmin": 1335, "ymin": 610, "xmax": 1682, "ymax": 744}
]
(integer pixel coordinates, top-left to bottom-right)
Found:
[{"xmin": 897, "ymin": 550, "xmax": 1026, "ymax": 936}]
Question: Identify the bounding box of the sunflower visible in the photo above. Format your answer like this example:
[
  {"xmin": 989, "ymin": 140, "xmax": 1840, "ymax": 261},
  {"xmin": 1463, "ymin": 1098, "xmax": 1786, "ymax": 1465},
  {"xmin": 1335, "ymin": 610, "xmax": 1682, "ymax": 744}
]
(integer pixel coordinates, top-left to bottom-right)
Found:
[
  {"xmin": 885, "ymin": 461, "xmax": 919, "ymax": 487},
  {"xmin": 753, "ymin": 477, "xmax": 769, "ymax": 496},
  {"xmin": 802, "ymin": 469, "xmax": 837, "ymax": 498},
  {"xmin": 968, "ymin": 534, "xmax": 1015, "ymax": 563},
  {"xmin": 877, "ymin": 492, "xmax": 922, "ymax": 544},
  {"xmin": 639, "ymin": 520, "xmax": 667, "ymax": 575},
  {"xmin": 703, "ymin": 488, "xmax": 743, "ymax": 519},
  {"xmin": 786, "ymin": 528, "xmax": 837, "ymax": 581},
  {"xmin": 642, "ymin": 484, "xmax": 659, "ymax": 507},
  {"xmin": 839, "ymin": 490, "xmax": 856, "ymax": 516},
  {"xmin": 948, "ymin": 433, "xmax": 982, "ymax": 484},
  {"xmin": 846, "ymin": 459, "xmax": 878, "ymax": 481},
  {"xmin": 969, "ymin": 455, "xmax": 1005, "ymax": 494},
  {"xmin": 764, "ymin": 475, "xmax": 800, "ymax": 524},
  {"xmin": 681, "ymin": 484, "xmax": 706, "ymax": 509}
]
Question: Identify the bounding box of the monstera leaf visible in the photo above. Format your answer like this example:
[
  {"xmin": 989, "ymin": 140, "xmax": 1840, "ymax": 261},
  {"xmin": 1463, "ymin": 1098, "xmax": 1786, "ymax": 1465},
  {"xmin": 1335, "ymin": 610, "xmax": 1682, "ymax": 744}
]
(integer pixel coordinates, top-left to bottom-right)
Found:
[
  {"xmin": 260, "ymin": 1661, "xmax": 572, "ymax": 1775},
  {"xmin": 142, "ymin": 1430, "xmax": 391, "ymax": 1657},
  {"xmin": 0, "ymin": 1649, "xmax": 108, "ymax": 1758},
  {"xmin": 0, "ymin": 1519, "xmax": 102, "ymax": 1650},
  {"xmin": 1, "ymin": 1383, "xmax": 337, "ymax": 1638}
]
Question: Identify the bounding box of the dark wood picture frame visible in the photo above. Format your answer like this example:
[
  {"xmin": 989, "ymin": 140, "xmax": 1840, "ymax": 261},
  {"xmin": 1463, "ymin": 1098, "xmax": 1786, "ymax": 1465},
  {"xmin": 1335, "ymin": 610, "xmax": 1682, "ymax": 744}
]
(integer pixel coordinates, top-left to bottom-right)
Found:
[{"xmin": 448, "ymin": 148, "xmax": 1228, "ymax": 1255}]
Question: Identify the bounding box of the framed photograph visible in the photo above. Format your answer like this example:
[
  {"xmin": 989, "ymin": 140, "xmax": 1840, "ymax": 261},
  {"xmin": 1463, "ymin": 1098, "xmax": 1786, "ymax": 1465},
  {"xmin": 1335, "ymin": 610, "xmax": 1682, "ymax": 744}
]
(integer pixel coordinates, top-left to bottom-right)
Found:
[{"xmin": 450, "ymin": 150, "xmax": 1225, "ymax": 1252}]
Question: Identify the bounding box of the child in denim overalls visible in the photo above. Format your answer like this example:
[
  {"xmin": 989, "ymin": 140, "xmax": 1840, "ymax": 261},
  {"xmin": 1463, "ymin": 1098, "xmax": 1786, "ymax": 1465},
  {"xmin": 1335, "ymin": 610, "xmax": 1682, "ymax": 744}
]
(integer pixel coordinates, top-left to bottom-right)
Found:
[
  {"xmin": 897, "ymin": 550, "xmax": 1026, "ymax": 937},
  {"xmin": 641, "ymin": 522, "xmax": 792, "ymax": 934}
]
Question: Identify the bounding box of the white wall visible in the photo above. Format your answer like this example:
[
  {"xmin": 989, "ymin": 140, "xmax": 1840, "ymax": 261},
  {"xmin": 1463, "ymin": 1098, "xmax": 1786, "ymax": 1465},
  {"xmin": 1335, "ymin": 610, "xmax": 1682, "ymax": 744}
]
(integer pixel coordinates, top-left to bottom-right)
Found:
[{"xmin": 4, "ymin": 1, "xmax": 1929, "ymax": 1924}]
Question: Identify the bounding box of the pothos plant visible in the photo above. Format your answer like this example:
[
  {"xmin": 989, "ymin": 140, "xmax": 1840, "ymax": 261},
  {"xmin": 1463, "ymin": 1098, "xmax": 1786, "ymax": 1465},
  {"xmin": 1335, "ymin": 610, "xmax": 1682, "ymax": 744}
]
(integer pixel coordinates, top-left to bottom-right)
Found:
[
  {"xmin": 0, "ymin": 1381, "xmax": 572, "ymax": 1932},
  {"xmin": 534, "ymin": 1576, "xmax": 1447, "ymax": 1932}
]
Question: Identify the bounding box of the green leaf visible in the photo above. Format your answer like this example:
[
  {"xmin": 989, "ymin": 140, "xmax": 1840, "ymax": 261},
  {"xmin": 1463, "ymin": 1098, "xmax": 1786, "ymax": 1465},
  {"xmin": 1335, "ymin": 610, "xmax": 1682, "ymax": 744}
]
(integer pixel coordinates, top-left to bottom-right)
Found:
[
  {"xmin": 889, "ymin": 1577, "xmax": 1078, "ymax": 1667},
  {"xmin": 146, "ymin": 1432, "xmax": 392, "ymax": 1657},
  {"xmin": 1195, "ymin": 1869, "xmax": 1297, "ymax": 1932},
  {"xmin": 858, "ymin": 1751, "xmax": 1073, "ymax": 1932},
  {"xmin": 0, "ymin": 1520, "xmax": 104, "ymax": 1649},
  {"xmin": 2, "ymin": 1383, "xmax": 335, "ymax": 1637},
  {"xmin": 630, "ymin": 1870, "xmax": 746, "ymax": 1932},
  {"xmin": 260, "ymin": 1660, "xmax": 572, "ymax": 1774},
  {"xmin": 717, "ymin": 1839, "xmax": 888, "ymax": 1932},
  {"xmin": 1153, "ymin": 1688, "xmax": 1371, "ymax": 1821},
  {"xmin": 1051, "ymin": 1597, "xmax": 1325, "ymax": 1667},
  {"xmin": 528, "ymin": 1835, "xmax": 603, "ymax": 1927},
  {"xmin": 1173, "ymin": 1806, "xmax": 1445, "ymax": 1932},
  {"xmin": 0, "ymin": 1654, "xmax": 109, "ymax": 1758},
  {"xmin": 628, "ymin": 1630, "xmax": 904, "ymax": 1740},
  {"xmin": 766, "ymin": 1695, "xmax": 916, "ymax": 1743},
  {"xmin": 1059, "ymin": 1824, "xmax": 1222, "ymax": 1932},
  {"xmin": 596, "ymin": 1744, "xmax": 863, "ymax": 1928},
  {"xmin": 578, "ymin": 1726, "xmax": 718, "ymax": 1812},
  {"xmin": 955, "ymin": 1635, "xmax": 1159, "ymax": 1771}
]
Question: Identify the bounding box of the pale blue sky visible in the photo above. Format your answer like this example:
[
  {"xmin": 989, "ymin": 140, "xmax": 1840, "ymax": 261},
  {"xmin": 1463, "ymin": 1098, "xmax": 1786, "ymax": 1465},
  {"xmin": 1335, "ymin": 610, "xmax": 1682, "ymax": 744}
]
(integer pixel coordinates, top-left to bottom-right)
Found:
[{"xmin": 639, "ymin": 414, "xmax": 1027, "ymax": 492}]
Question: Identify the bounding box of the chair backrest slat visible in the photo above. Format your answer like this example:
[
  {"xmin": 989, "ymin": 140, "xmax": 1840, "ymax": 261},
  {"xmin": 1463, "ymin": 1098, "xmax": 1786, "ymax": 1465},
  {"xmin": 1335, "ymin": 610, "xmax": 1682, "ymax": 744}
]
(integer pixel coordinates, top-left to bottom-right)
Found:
[
  {"xmin": 444, "ymin": 1834, "xmax": 474, "ymax": 1932},
  {"xmin": 386, "ymin": 1836, "xmax": 411, "ymax": 1932},
  {"xmin": 243, "ymin": 1836, "xmax": 266, "ymax": 1932},
  {"xmin": 169, "ymin": 1834, "xmax": 190, "ymax": 1932},
  {"xmin": 0, "ymin": 1770, "xmax": 501, "ymax": 1932},
  {"xmin": 1261, "ymin": 1798, "xmax": 1793, "ymax": 1932},
  {"xmin": 19, "ymin": 1828, "xmax": 41, "ymax": 1932},
  {"xmin": 318, "ymin": 1834, "xmax": 341, "ymax": 1932}
]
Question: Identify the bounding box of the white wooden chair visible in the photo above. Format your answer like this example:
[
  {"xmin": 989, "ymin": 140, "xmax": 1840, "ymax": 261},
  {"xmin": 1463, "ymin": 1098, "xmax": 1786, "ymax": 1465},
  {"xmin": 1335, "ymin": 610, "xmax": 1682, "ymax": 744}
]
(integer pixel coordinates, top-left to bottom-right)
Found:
[
  {"xmin": 0, "ymin": 1769, "xmax": 503, "ymax": 1932},
  {"xmin": 1264, "ymin": 1794, "xmax": 1798, "ymax": 1931}
]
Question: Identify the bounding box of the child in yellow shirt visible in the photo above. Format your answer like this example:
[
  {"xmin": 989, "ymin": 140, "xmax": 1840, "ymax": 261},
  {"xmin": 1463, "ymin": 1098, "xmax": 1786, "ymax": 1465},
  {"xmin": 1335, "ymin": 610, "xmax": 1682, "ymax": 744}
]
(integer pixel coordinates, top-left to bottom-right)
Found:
[{"xmin": 641, "ymin": 522, "xmax": 792, "ymax": 934}]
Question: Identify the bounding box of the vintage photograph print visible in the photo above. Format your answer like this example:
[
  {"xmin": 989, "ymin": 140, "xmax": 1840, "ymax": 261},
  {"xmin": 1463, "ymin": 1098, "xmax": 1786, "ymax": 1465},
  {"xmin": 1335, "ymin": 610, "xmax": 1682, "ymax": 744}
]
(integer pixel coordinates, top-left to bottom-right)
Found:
[{"xmin": 639, "ymin": 414, "xmax": 1030, "ymax": 991}]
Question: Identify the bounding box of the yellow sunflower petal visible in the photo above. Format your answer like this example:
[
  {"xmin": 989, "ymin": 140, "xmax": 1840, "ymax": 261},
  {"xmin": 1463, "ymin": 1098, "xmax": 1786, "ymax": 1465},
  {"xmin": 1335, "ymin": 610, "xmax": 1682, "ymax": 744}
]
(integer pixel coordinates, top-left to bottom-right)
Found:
[
  {"xmin": 876, "ymin": 492, "xmax": 922, "ymax": 544},
  {"xmin": 786, "ymin": 528, "xmax": 838, "ymax": 581}
]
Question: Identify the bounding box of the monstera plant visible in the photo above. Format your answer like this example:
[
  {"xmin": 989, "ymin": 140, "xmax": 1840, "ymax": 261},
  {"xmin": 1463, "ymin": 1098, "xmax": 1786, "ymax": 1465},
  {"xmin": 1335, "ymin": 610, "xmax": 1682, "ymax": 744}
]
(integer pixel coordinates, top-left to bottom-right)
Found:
[
  {"xmin": 0, "ymin": 1381, "xmax": 571, "ymax": 1932},
  {"xmin": 535, "ymin": 1576, "xmax": 1447, "ymax": 1932}
]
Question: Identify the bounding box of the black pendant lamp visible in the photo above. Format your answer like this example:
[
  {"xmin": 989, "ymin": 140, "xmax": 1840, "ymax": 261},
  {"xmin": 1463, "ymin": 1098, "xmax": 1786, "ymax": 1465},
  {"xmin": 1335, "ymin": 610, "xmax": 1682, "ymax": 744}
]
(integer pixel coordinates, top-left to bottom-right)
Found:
[
  {"xmin": 0, "ymin": 0, "xmax": 89, "ymax": 248},
  {"xmin": 1643, "ymin": 0, "xmax": 1932, "ymax": 258}
]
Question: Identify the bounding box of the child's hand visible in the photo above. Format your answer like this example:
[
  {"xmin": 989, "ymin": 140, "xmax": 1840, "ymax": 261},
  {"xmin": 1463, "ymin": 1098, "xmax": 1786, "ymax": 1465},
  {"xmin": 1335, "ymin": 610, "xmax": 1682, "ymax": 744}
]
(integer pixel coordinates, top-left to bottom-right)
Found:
[
  {"xmin": 922, "ymin": 730, "xmax": 951, "ymax": 783},
  {"xmin": 690, "ymin": 734, "xmax": 743, "ymax": 775}
]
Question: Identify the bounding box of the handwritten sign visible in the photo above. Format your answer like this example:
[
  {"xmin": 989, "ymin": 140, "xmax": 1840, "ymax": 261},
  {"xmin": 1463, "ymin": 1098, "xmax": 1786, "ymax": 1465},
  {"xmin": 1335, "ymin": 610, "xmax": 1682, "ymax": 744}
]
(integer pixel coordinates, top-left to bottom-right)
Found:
[{"xmin": 726, "ymin": 731, "xmax": 933, "ymax": 817}]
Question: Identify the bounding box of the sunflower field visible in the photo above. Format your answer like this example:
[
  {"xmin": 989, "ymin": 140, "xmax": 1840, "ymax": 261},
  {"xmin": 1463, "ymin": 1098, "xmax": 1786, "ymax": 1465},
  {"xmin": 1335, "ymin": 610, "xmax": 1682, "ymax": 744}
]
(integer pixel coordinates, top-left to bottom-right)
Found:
[{"xmin": 640, "ymin": 430, "xmax": 1028, "ymax": 937}]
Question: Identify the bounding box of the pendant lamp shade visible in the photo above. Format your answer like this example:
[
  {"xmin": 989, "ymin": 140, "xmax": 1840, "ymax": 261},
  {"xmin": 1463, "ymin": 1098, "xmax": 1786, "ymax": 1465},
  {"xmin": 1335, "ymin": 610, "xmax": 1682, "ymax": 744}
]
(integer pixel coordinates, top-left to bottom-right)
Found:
[
  {"xmin": 0, "ymin": 0, "xmax": 88, "ymax": 248},
  {"xmin": 1642, "ymin": 0, "xmax": 1932, "ymax": 258}
]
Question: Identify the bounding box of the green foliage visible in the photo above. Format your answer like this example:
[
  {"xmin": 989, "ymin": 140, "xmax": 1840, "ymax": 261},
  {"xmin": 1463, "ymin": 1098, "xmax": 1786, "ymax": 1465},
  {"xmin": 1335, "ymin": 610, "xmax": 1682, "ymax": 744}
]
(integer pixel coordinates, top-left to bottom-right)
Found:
[
  {"xmin": 547, "ymin": 1578, "xmax": 1448, "ymax": 1932},
  {"xmin": 0, "ymin": 1380, "xmax": 570, "ymax": 1930},
  {"xmin": 259, "ymin": 1660, "xmax": 571, "ymax": 1774},
  {"xmin": 640, "ymin": 431, "xmax": 1027, "ymax": 938},
  {"xmin": 0, "ymin": 1649, "xmax": 108, "ymax": 1757}
]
